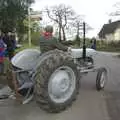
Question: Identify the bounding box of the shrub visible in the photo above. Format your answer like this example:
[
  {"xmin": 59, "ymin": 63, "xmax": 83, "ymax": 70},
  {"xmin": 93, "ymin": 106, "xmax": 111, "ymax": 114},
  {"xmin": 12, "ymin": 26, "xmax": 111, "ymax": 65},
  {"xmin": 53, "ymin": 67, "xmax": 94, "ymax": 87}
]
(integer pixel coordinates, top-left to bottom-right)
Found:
[{"xmin": 31, "ymin": 32, "xmax": 40, "ymax": 46}]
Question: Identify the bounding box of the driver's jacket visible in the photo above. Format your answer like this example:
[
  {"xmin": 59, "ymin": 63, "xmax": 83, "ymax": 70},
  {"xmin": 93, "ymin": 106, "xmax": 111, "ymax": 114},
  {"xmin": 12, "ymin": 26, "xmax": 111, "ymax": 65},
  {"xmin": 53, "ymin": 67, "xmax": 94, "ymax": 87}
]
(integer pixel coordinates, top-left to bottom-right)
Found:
[{"xmin": 40, "ymin": 33, "xmax": 68, "ymax": 53}]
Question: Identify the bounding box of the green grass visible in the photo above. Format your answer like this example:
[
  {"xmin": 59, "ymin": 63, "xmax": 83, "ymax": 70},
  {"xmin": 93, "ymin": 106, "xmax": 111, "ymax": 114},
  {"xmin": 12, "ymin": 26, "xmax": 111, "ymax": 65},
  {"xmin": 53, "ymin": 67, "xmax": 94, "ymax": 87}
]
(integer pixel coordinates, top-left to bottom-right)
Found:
[
  {"xmin": 15, "ymin": 43, "xmax": 39, "ymax": 53},
  {"xmin": 96, "ymin": 40, "xmax": 120, "ymax": 52},
  {"xmin": 97, "ymin": 47, "xmax": 120, "ymax": 53}
]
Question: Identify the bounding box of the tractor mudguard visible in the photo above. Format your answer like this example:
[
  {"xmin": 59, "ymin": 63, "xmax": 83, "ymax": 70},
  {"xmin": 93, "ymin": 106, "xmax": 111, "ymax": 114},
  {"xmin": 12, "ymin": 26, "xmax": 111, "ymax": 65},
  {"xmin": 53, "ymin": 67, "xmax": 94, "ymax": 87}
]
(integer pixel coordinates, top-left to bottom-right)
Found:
[{"xmin": 11, "ymin": 49, "xmax": 41, "ymax": 70}]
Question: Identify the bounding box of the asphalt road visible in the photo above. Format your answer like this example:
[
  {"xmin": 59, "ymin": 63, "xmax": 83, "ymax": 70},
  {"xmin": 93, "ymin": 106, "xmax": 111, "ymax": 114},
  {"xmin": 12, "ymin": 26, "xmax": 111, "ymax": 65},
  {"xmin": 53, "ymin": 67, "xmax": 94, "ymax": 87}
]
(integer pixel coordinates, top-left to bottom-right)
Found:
[{"xmin": 0, "ymin": 52, "xmax": 120, "ymax": 120}]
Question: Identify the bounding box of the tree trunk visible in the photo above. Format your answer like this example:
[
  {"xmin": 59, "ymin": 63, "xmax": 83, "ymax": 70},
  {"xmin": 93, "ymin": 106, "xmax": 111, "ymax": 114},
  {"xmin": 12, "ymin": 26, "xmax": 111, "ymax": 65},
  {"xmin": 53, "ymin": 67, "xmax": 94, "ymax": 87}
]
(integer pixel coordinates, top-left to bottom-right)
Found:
[
  {"xmin": 76, "ymin": 23, "xmax": 81, "ymax": 46},
  {"xmin": 58, "ymin": 24, "xmax": 62, "ymax": 41},
  {"xmin": 77, "ymin": 23, "xmax": 80, "ymax": 37},
  {"xmin": 62, "ymin": 26, "xmax": 66, "ymax": 41}
]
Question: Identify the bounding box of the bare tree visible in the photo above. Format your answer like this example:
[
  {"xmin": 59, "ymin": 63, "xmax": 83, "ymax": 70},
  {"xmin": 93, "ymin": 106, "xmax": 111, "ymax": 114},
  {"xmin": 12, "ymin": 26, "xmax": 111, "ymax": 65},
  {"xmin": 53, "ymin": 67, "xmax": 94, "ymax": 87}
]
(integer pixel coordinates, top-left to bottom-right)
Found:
[
  {"xmin": 109, "ymin": 2, "xmax": 120, "ymax": 16},
  {"xmin": 45, "ymin": 4, "xmax": 75, "ymax": 41},
  {"xmin": 70, "ymin": 15, "xmax": 84, "ymax": 39}
]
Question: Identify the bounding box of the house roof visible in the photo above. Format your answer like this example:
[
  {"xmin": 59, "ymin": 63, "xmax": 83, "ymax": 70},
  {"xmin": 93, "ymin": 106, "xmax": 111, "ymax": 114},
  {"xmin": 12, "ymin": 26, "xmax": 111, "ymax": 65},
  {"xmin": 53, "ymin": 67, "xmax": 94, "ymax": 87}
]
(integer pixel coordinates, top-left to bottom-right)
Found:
[{"xmin": 98, "ymin": 20, "xmax": 120, "ymax": 38}]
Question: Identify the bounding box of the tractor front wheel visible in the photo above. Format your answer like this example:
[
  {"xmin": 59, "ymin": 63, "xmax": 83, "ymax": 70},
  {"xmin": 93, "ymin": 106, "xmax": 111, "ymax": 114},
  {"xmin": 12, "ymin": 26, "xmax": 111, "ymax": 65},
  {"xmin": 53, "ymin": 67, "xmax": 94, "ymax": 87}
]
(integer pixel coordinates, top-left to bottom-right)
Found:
[{"xmin": 96, "ymin": 67, "xmax": 107, "ymax": 91}]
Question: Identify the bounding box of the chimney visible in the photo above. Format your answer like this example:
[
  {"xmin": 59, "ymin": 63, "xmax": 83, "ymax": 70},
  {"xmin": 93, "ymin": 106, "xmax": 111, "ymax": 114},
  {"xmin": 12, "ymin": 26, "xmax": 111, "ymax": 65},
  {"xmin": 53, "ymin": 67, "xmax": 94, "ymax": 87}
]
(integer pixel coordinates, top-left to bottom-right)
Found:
[{"xmin": 108, "ymin": 19, "xmax": 112, "ymax": 24}]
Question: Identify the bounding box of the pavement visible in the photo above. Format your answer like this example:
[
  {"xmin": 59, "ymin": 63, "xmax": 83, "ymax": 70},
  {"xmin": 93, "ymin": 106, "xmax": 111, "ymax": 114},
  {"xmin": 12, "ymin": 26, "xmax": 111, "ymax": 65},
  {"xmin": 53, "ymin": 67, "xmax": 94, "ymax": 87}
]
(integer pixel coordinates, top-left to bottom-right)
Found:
[{"xmin": 0, "ymin": 51, "xmax": 120, "ymax": 120}]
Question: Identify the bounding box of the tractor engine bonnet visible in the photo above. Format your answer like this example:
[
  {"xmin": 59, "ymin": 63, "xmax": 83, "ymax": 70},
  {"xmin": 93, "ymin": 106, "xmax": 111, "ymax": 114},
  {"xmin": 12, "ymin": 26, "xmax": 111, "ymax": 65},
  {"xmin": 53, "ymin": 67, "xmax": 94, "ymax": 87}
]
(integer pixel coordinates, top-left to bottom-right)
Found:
[
  {"xmin": 71, "ymin": 48, "xmax": 97, "ymax": 58},
  {"xmin": 11, "ymin": 49, "xmax": 41, "ymax": 70}
]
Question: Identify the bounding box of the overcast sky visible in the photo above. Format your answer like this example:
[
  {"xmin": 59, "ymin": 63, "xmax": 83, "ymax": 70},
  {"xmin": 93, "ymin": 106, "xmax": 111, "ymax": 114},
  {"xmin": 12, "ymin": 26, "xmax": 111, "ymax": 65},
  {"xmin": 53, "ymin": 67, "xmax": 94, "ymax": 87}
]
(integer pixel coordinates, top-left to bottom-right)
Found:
[{"xmin": 32, "ymin": 0, "xmax": 120, "ymax": 38}]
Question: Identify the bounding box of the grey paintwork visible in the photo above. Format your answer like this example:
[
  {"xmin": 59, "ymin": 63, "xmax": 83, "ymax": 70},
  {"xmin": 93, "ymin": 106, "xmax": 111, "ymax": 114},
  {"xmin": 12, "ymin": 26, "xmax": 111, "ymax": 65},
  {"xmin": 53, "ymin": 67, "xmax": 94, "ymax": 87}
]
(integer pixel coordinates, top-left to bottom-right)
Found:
[
  {"xmin": 71, "ymin": 48, "xmax": 97, "ymax": 58},
  {"xmin": 48, "ymin": 66, "xmax": 76, "ymax": 103},
  {"xmin": 11, "ymin": 48, "xmax": 97, "ymax": 70},
  {"xmin": 11, "ymin": 49, "xmax": 41, "ymax": 70},
  {"xmin": 11, "ymin": 48, "xmax": 98, "ymax": 90}
]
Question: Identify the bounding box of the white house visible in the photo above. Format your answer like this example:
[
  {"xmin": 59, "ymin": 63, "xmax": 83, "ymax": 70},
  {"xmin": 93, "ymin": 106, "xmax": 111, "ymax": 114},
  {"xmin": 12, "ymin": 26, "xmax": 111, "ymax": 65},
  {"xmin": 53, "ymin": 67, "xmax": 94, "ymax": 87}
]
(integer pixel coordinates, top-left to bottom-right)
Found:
[{"xmin": 98, "ymin": 20, "xmax": 120, "ymax": 42}]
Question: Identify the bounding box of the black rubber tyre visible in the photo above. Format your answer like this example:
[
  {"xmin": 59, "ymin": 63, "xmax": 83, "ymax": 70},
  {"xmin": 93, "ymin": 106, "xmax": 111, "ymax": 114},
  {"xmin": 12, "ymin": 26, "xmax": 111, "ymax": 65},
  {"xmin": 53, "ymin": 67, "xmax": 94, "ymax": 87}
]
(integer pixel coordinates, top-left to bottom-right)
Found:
[
  {"xmin": 34, "ymin": 49, "xmax": 80, "ymax": 113},
  {"xmin": 96, "ymin": 67, "xmax": 107, "ymax": 91}
]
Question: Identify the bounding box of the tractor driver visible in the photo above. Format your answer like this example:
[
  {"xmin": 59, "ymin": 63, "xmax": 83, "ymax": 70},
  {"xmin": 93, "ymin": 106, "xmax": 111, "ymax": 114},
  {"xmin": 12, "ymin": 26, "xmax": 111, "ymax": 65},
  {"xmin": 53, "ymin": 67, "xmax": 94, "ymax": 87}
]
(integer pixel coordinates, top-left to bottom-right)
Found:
[{"xmin": 40, "ymin": 25, "xmax": 71, "ymax": 53}]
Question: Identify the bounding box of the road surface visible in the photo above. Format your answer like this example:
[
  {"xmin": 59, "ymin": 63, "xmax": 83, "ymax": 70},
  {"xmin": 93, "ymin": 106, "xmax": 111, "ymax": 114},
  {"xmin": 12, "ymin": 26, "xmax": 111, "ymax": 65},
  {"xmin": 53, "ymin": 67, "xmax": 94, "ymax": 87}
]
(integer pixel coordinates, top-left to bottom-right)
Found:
[{"xmin": 0, "ymin": 52, "xmax": 120, "ymax": 120}]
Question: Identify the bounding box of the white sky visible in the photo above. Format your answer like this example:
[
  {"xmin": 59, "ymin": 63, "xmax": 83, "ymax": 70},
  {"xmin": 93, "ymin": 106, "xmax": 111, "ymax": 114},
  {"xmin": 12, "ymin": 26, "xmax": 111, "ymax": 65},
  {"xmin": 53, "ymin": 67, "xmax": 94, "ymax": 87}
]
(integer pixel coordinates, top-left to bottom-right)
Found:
[{"xmin": 32, "ymin": 0, "xmax": 120, "ymax": 38}]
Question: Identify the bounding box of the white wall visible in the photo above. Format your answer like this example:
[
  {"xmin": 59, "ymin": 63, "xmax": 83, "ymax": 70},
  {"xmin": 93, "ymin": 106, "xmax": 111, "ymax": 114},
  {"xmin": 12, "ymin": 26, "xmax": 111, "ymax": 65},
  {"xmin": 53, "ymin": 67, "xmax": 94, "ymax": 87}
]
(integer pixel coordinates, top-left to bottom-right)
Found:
[
  {"xmin": 104, "ymin": 28, "xmax": 120, "ymax": 42},
  {"xmin": 105, "ymin": 33, "xmax": 114, "ymax": 42},
  {"xmin": 114, "ymin": 28, "xmax": 120, "ymax": 41}
]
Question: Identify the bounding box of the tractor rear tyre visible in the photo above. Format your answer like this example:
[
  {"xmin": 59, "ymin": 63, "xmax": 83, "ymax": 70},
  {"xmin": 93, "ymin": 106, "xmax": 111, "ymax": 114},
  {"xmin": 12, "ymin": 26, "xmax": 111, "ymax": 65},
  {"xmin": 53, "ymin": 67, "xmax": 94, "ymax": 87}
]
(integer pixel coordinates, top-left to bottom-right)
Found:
[{"xmin": 34, "ymin": 50, "xmax": 80, "ymax": 113}]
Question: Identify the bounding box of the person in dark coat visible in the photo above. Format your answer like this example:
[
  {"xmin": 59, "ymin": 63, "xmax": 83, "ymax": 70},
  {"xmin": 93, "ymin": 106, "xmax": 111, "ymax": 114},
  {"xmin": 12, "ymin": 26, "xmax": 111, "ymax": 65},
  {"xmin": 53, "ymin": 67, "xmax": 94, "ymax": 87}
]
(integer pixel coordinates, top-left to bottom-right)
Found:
[
  {"xmin": 40, "ymin": 25, "xmax": 69, "ymax": 53},
  {"xmin": 91, "ymin": 37, "xmax": 96, "ymax": 50},
  {"xmin": 0, "ymin": 35, "xmax": 6, "ymax": 74},
  {"xmin": 3, "ymin": 33, "xmax": 16, "ymax": 60}
]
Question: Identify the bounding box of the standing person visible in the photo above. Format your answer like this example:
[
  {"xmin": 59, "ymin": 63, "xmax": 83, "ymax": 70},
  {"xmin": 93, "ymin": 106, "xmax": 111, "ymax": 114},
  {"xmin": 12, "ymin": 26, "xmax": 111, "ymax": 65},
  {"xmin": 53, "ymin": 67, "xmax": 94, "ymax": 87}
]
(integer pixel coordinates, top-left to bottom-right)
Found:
[
  {"xmin": 2, "ymin": 33, "xmax": 9, "ymax": 58},
  {"xmin": 8, "ymin": 34, "xmax": 16, "ymax": 60},
  {"xmin": 91, "ymin": 37, "xmax": 96, "ymax": 50},
  {"xmin": 0, "ymin": 34, "xmax": 6, "ymax": 74},
  {"xmin": 3, "ymin": 33, "xmax": 16, "ymax": 60},
  {"xmin": 0, "ymin": 33, "xmax": 16, "ymax": 100}
]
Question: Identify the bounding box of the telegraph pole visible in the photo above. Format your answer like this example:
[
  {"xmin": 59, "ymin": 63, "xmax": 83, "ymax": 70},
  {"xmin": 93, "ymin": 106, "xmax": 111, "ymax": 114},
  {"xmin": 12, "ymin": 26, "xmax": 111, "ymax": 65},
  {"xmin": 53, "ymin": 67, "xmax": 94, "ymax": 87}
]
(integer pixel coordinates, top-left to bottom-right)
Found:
[
  {"xmin": 82, "ymin": 22, "xmax": 86, "ymax": 60},
  {"xmin": 28, "ymin": 7, "xmax": 31, "ymax": 47}
]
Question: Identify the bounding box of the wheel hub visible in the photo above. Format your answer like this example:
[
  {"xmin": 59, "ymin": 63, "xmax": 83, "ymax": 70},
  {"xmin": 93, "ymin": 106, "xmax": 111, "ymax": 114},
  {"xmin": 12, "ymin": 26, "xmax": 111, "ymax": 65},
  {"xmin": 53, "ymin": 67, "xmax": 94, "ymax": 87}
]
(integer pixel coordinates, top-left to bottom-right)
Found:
[
  {"xmin": 48, "ymin": 66, "xmax": 76, "ymax": 103},
  {"xmin": 60, "ymin": 78, "xmax": 70, "ymax": 91},
  {"xmin": 100, "ymin": 72, "xmax": 106, "ymax": 88}
]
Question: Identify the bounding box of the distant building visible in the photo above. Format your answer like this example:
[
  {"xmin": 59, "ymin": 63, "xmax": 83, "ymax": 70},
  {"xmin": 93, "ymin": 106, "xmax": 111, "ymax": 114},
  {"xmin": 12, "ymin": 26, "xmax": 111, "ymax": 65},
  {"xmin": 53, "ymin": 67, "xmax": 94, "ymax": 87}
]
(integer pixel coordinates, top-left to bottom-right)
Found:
[
  {"xmin": 98, "ymin": 20, "xmax": 120, "ymax": 42},
  {"xmin": 30, "ymin": 11, "xmax": 42, "ymax": 21}
]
